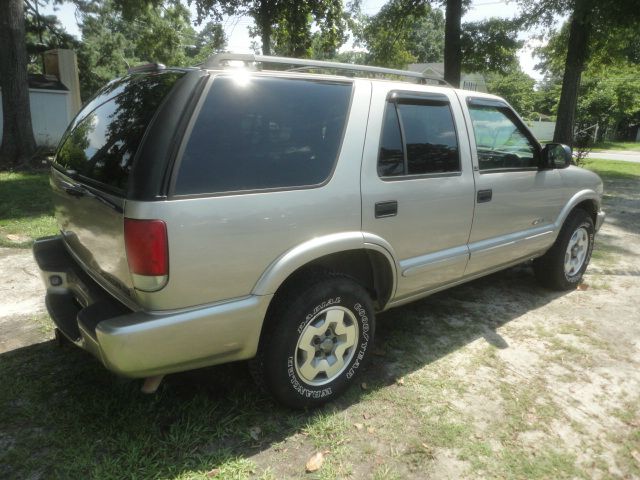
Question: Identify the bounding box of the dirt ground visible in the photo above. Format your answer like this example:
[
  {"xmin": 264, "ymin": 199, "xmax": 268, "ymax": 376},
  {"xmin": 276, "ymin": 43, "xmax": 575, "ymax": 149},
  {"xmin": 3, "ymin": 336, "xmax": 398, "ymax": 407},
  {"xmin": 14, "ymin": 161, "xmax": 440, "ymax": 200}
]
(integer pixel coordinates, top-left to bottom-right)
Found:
[{"xmin": 0, "ymin": 172, "xmax": 638, "ymax": 479}]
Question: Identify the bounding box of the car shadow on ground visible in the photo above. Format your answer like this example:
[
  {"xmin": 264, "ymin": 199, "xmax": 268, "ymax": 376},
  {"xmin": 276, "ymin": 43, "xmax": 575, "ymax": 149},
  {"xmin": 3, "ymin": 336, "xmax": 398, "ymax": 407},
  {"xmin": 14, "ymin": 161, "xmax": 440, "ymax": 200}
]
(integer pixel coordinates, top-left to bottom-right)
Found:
[{"xmin": 0, "ymin": 263, "xmax": 570, "ymax": 478}]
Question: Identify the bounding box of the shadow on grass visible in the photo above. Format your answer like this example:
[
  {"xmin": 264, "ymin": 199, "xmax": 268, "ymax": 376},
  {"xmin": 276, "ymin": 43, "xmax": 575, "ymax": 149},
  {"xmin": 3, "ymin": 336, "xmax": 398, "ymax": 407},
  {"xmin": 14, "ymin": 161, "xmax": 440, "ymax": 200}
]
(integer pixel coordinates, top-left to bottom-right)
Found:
[{"xmin": 0, "ymin": 265, "xmax": 568, "ymax": 479}]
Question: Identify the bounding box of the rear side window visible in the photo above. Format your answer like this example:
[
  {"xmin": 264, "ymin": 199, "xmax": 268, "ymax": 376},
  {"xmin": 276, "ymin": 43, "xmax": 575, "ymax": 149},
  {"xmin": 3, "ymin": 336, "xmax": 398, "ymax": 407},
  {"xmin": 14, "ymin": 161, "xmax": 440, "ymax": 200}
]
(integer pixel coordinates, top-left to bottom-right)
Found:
[
  {"xmin": 55, "ymin": 71, "xmax": 184, "ymax": 193},
  {"xmin": 378, "ymin": 103, "xmax": 404, "ymax": 176},
  {"xmin": 378, "ymin": 99, "xmax": 459, "ymax": 177},
  {"xmin": 174, "ymin": 76, "xmax": 352, "ymax": 195}
]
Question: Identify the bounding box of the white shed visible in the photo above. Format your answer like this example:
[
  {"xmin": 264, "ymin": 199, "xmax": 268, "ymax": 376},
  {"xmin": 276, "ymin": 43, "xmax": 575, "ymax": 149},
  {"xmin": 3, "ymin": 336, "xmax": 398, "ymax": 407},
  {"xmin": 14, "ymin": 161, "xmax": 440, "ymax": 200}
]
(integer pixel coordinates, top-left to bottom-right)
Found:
[
  {"xmin": 0, "ymin": 49, "xmax": 81, "ymax": 149},
  {"xmin": 0, "ymin": 75, "xmax": 72, "ymax": 148}
]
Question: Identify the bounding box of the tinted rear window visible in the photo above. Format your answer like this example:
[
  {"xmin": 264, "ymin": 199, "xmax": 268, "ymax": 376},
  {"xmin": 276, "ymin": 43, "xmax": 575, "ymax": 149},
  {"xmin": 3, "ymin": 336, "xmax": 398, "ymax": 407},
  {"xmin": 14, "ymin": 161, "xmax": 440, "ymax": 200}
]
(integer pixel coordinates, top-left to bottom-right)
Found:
[
  {"xmin": 174, "ymin": 76, "xmax": 352, "ymax": 195},
  {"xmin": 55, "ymin": 71, "xmax": 184, "ymax": 193}
]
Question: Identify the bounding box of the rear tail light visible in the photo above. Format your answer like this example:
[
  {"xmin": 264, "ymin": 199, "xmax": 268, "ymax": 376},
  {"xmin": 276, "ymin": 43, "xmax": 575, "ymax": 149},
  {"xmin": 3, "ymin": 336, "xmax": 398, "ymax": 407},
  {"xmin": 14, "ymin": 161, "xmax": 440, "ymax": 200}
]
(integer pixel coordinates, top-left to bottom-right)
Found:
[{"xmin": 124, "ymin": 218, "xmax": 169, "ymax": 291}]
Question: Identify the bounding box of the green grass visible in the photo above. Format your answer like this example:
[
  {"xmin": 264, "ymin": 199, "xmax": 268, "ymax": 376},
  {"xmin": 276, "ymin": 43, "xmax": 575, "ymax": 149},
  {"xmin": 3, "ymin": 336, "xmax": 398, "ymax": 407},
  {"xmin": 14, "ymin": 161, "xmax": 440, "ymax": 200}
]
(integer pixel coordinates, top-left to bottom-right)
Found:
[
  {"xmin": 0, "ymin": 171, "xmax": 57, "ymax": 248},
  {"xmin": 582, "ymin": 158, "xmax": 640, "ymax": 180},
  {"xmin": 0, "ymin": 343, "xmax": 344, "ymax": 479},
  {"xmin": 591, "ymin": 141, "xmax": 640, "ymax": 152}
]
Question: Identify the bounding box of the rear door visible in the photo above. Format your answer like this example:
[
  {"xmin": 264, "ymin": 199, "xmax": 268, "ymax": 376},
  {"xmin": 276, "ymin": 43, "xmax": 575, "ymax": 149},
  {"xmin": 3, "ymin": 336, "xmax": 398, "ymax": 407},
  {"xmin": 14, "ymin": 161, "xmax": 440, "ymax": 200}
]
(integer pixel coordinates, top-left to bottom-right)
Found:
[
  {"xmin": 51, "ymin": 71, "xmax": 185, "ymax": 301},
  {"xmin": 361, "ymin": 83, "xmax": 476, "ymax": 302}
]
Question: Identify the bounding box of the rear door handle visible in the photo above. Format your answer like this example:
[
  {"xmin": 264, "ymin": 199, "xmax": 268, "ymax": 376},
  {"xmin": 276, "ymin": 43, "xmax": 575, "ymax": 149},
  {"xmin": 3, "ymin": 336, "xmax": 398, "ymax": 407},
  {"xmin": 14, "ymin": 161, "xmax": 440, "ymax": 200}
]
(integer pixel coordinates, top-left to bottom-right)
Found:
[
  {"xmin": 477, "ymin": 189, "xmax": 492, "ymax": 203},
  {"xmin": 375, "ymin": 200, "xmax": 398, "ymax": 218}
]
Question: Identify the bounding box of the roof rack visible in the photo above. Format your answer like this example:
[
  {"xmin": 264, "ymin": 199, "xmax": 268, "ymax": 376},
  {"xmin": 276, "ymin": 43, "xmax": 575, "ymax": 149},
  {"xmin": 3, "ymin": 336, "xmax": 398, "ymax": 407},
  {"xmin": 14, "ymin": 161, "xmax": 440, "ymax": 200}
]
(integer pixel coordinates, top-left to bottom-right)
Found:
[
  {"xmin": 128, "ymin": 62, "xmax": 166, "ymax": 74},
  {"xmin": 203, "ymin": 53, "xmax": 450, "ymax": 86}
]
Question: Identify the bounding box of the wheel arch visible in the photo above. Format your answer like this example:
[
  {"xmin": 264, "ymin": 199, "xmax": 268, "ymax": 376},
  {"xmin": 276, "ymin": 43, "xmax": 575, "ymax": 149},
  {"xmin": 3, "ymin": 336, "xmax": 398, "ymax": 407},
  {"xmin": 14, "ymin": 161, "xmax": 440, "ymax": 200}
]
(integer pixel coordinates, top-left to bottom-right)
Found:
[
  {"xmin": 555, "ymin": 190, "xmax": 600, "ymax": 230},
  {"xmin": 252, "ymin": 232, "xmax": 398, "ymax": 311}
]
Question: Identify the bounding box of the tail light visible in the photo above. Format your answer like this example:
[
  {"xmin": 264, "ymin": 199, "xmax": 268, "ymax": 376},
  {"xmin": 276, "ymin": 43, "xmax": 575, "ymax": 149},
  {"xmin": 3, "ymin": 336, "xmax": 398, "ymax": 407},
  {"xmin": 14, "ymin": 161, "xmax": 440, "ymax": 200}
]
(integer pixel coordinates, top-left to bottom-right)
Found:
[{"xmin": 124, "ymin": 218, "xmax": 169, "ymax": 291}]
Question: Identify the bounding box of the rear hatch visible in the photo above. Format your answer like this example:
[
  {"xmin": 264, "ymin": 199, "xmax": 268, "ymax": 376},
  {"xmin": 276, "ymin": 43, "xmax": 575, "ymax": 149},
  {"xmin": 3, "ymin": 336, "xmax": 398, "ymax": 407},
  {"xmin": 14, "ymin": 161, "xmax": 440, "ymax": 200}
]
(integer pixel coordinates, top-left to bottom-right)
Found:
[{"xmin": 51, "ymin": 70, "xmax": 185, "ymax": 304}]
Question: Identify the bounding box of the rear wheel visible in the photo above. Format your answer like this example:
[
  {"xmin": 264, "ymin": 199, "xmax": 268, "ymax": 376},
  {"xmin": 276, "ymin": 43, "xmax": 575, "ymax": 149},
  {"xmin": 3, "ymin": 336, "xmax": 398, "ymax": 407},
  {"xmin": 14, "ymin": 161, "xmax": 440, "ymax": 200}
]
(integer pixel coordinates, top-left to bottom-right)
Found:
[
  {"xmin": 534, "ymin": 209, "xmax": 595, "ymax": 290},
  {"xmin": 250, "ymin": 274, "xmax": 375, "ymax": 409}
]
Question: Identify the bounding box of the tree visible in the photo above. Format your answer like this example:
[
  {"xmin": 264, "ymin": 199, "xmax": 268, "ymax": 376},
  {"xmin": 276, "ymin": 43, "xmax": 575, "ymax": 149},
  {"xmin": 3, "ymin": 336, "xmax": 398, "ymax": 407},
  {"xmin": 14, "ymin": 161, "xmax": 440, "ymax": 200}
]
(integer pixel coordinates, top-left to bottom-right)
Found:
[
  {"xmin": 460, "ymin": 18, "xmax": 521, "ymax": 74},
  {"xmin": 535, "ymin": 19, "xmax": 640, "ymax": 140},
  {"xmin": 190, "ymin": 21, "xmax": 227, "ymax": 63},
  {"xmin": 352, "ymin": 0, "xmax": 519, "ymax": 78},
  {"xmin": 578, "ymin": 64, "xmax": 640, "ymax": 140},
  {"xmin": 76, "ymin": 0, "xmax": 223, "ymax": 99},
  {"xmin": 443, "ymin": 0, "xmax": 463, "ymax": 86},
  {"xmin": 486, "ymin": 69, "xmax": 536, "ymax": 118},
  {"xmin": 520, "ymin": 0, "xmax": 640, "ymax": 146},
  {"xmin": 24, "ymin": 1, "xmax": 78, "ymax": 74},
  {"xmin": 0, "ymin": 0, "xmax": 37, "ymax": 169},
  {"xmin": 353, "ymin": 0, "xmax": 444, "ymax": 68},
  {"xmin": 191, "ymin": 0, "xmax": 345, "ymax": 57}
]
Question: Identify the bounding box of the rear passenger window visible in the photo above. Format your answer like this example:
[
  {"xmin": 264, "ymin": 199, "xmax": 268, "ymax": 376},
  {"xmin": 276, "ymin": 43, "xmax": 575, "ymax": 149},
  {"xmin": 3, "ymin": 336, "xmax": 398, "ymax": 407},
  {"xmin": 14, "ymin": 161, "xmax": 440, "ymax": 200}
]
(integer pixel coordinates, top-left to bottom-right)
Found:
[
  {"xmin": 378, "ymin": 103, "xmax": 404, "ymax": 176},
  {"xmin": 378, "ymin": 99, "xmax": 459, "ymax": 177},
  {"xmin": 174, "ymin": 76, "xmax": 352, "ymax": 195}
]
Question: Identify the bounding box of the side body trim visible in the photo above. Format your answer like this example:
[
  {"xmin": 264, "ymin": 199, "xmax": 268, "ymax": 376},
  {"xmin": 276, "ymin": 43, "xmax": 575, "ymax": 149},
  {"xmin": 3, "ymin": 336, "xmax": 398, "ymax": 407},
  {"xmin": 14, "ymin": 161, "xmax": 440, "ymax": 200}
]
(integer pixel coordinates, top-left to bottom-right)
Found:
[{"xmin": 400, "ymin": 245, "xmax": 469, "ymax": 277}]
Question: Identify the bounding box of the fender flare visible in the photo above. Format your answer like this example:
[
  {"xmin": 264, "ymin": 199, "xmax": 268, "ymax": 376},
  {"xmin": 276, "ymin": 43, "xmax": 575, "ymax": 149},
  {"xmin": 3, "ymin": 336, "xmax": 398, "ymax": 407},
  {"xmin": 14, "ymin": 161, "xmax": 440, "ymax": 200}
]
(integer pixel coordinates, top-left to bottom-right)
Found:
[
  {"xmin": 251, "ymin": 231, "xmax": 399, "ymax": 299},
  {"xmin": 554, "ymin": 189, "xmax": 601, "ymax": 230}
]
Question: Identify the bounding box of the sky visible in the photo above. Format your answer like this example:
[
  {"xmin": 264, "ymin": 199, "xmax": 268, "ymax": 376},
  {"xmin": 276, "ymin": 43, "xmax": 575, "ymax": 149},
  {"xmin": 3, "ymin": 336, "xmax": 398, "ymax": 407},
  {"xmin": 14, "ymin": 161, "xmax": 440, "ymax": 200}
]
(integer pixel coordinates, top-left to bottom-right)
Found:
[{"xmin": 43, "ymin": 0, "xmax": 562, "ymax": 80}]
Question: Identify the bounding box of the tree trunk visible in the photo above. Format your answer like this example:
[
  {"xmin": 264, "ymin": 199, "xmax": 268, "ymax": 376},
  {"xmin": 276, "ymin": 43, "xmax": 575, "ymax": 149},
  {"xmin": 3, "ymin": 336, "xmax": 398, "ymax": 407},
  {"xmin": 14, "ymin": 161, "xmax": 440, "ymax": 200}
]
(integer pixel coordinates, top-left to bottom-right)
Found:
[
  {"xmin": 258, "ymin": 0, "xmax": 272, "ymax": 56},
  {"xmin": 261, "ymin": 23, "xmax": 272, "ymax": 56},
  {"xmin": 444, "ymin": 0, "xmax": 462, "ymax": 88},
  {"xmin": 553, "ymin": 1, "xmax": 591, "ymax": 147},
  {"xmin": 0, "ymin": 0, "xmax": 37, "ymax": 169}
]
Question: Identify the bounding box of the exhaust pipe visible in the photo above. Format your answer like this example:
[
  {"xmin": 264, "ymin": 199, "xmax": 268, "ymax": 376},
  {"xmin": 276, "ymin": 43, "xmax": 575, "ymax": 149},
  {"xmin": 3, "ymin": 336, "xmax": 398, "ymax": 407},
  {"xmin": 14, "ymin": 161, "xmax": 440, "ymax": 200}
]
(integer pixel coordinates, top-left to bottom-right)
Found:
[{"xmin": 141, "ymin": 375, "xmax": 164, "ymax": 394}]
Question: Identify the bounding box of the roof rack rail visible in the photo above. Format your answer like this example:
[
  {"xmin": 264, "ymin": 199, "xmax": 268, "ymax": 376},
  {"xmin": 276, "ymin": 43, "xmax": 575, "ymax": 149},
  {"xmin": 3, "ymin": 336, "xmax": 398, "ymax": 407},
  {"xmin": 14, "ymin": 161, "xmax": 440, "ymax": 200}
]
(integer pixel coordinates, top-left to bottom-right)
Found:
[
  {"xmin": 203, "ymin": 53, "xmax": 450, "ymax": 86},
  {"xmin": 128, "ymin": 62, "xmax": 166, "ymax": 74}
]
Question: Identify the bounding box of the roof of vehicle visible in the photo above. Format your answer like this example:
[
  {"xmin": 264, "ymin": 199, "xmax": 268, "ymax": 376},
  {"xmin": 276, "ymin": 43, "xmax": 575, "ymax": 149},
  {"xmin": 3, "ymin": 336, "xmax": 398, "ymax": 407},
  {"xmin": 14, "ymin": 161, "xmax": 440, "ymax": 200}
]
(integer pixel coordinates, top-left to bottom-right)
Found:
[
  {"xmin": 200, "ymin": 53, "xmax": 452, "ymax": 87},
  {"xmin": 128, "ymin": 54, "xmax": 506, "ymax": 103}
]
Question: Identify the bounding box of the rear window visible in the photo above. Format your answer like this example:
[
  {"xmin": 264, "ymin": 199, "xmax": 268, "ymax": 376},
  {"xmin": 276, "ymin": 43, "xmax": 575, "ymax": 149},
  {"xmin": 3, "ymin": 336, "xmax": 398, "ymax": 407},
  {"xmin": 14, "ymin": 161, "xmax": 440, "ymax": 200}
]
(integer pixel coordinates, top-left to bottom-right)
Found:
[
  {"xmin": 174, "ymin": 76, "xmax": 352, "ymax": 195},
  {"xmin": 54, "ymin": 71, "xmax": 184, "ymax": 193}
]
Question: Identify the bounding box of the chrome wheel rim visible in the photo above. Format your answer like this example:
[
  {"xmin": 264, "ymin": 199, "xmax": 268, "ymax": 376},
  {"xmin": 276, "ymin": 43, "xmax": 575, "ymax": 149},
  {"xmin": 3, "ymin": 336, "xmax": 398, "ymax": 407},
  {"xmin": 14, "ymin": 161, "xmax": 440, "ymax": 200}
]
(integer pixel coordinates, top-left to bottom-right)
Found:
[
  {"xmin": 294, "ymin": 306, "xmax": 359, "ymax": 386},
  {"xmin": 564, "ymin": 227, "xmax": 589, "ymax": 277}
]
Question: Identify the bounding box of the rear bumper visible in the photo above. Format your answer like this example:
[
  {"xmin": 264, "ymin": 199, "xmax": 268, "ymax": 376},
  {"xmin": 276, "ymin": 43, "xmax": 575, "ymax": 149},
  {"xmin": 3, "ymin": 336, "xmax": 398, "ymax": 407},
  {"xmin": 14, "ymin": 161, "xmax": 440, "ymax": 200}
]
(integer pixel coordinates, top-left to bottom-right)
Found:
[{"xmin": 33, "ymin": 236, "xmax": 271, "ymax": 377}]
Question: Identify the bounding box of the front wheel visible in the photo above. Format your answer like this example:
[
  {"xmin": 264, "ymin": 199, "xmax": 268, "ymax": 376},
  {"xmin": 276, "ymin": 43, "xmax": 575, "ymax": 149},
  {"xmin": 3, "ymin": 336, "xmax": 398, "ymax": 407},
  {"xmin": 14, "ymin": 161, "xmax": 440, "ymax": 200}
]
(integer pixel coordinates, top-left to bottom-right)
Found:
[
  {"xmin": 250, "ymin": 274, "xmax": 375, "ymax": 409},
  {"xmin": 534, "ymin": 209, "xmax": 595, "ymax": 290}
]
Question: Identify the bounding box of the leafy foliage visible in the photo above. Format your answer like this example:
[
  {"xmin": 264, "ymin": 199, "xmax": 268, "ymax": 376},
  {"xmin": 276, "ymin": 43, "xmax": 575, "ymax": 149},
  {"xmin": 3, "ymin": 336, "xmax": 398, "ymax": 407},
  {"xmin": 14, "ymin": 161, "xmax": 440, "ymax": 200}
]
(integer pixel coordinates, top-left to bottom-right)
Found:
[
  {"xmin": 75, "ymin": 0, "xmax": 225, "ymax": 100},
  {"xmin": 191, "ymin": 0, "xmax": 347, "ymax": 57},
  {"xmin": 460, "ymin": 18, "xmax": 521, "ymax": 74},
  {"xmin": 24, "ymin": 1, "xmax": 78, "ymax": 74},
  {"xmin": 519, "ymin": 0, "xmax": 640, "ymax": 143},
  {"xmin": 486, "ymin": 69, "xmax": 536, "ymax": 118},
  {"xmin": 535, "ymin": 20, "xmax": 640, "ymax": 140},
  {"xmin": 353, "ymin": 0, "xmax": 444, "ymax": 68}
]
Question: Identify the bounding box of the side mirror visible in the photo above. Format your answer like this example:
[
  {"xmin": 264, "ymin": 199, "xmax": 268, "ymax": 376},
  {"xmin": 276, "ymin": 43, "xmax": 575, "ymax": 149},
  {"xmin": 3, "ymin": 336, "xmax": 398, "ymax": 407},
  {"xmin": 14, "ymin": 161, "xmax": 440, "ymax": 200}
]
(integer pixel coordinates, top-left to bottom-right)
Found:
[{"xmin": 541, "ymin": 143, "xmax": 572, "ymax": 169}]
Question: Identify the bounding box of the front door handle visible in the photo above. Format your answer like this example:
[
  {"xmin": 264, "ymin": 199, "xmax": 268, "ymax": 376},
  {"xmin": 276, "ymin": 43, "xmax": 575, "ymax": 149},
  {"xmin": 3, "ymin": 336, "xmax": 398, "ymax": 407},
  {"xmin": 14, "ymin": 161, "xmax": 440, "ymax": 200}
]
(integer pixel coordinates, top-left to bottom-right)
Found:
[
  {"xmin": 375, "ymin": 200, "xmax": 398, "ymax": 218},
  {"xmin": 477, "ymin": 189, "xmax": 493, "ymax": 203}
]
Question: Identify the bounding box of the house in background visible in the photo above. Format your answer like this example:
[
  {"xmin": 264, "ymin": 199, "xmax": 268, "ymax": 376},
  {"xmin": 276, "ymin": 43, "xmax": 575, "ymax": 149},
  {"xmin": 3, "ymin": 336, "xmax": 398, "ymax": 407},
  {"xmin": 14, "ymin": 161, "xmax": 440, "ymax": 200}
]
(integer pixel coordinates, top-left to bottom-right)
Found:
[
  {"xmin": 408, "ymin": 62, "xmax": 488, "ymax": 92},
  {"xmin": 0, "ymin": 49, "xmax": 81, "ymax": 149}
]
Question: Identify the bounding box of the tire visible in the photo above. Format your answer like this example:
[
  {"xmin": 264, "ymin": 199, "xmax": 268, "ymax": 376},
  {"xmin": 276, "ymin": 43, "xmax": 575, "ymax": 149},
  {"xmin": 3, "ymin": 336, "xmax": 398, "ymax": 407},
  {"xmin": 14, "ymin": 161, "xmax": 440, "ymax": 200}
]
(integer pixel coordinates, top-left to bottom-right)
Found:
[
  {"xmin": 250, "ymin": 273, "xmax": 375, "ymax": 409},
  {"xmin": 533, "ymin": 209, "xmax": 595, "ymax": 291}
]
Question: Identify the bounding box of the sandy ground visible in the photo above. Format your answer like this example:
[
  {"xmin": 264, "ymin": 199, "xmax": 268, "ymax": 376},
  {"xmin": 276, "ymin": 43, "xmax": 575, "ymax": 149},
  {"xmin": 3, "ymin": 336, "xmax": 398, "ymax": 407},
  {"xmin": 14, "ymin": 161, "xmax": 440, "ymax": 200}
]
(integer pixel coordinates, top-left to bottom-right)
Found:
[
  {"xmin": 0, "ymin": 173, "xmax": 638, "ymax": 478},
  {"xmin": 0, "ymin": 248, "xmax": 47, "ymax": 354}
]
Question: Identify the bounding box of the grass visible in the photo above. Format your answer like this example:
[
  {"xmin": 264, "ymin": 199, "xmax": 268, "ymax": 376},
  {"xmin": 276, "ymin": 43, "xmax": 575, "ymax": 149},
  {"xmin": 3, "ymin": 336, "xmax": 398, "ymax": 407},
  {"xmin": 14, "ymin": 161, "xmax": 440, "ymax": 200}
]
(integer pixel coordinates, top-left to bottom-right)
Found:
[
  {"xmin": 591, "ymin": 141, "xmax": 640, "ymax": 152},
  {"xmin": 582, "ymin": 158, "xmax": 640, "ymax": 180},
  {"xmin": 0, "ymin": 171, "xmax": 57, "ymax": 248}
]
